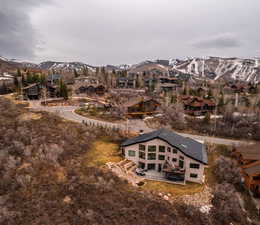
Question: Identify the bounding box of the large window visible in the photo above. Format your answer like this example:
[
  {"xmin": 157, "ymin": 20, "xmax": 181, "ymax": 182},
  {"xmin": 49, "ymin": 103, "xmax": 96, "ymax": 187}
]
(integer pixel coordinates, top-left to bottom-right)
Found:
[
  {"xmin": 128, "ymin": 150, "xmax": 136, "ymax": 157},
  {"xmin": 190, "ymin": 163, "xmax": 200, "ymax": 169},
  {"xmin": 139, "ymin": 151, "xmax": 145, "ymax": 159},
  {"xmin": 139, "ymin": 144, "xmax": 145, "ymax": 151},
  {"xmin": 159, "ymin": 146, "xmax": 165, "ymax": 152},
  {"xmin": 148, "ymin": 153, "xmax": 156, "ymax": 160},
  {"xmin": 158, "ymin": 155, "xmax": 165, "ymax": 160},
  {"xmin": 190, "ymin": 173, "xmax": 198, "ymax": 178},
  {"xmin": 147, "ymin": 164, "xmax": 156, "ymax": 170},
  {"xmin": 148, "ymin": 145, "xmax": 156, "ymax": 152}
]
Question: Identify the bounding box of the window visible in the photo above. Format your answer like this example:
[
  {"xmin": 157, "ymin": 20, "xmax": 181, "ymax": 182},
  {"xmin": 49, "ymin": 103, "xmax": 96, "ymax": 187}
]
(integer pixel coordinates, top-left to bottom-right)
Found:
[
  {"xmin": 167, "ymin": 147, "xmax": 171, "ymax": 152},
  {"xmin": 128, "ymin": 150, "xmax": 135, "ymax": 157},
  {"xmin": 148, "ymin": 153, "xmax": 156, "ymax": 160},
  {"xmin": 190, "ymin": 163, "xmax": 200, "ymax": 169},
  {"xmin": 139, "ymin": 144, "xmax": 145, "ymax": 151},
  {"xmin": 159, "ymin": 146, "xmax": 165, "ymax": 152},
  {"xmin": 172, "ymin": 158, "xmax": 177, "ymax": 162},
  {"xmin": 147, "ymin": 164, "xmax": 156, "ymax": 170},
  {"xmin": 167, "ymin": 157, "xmax": 170, "ymax": 160},
  {"xmin": 148, "ymin": 145, "xmax": 156, "ymax": 152},
  {"xmin": 179, "ymin": 160, "xmax": 184, "ymax": 168},
  {"xmin": 180, "ymin": 156, "xmax": 184, "ymax": 160},
  {"xmin": 172, "ymin": 148, "xmax": 177, "ymax": 154},
  {"xmin": 190, "ymin": 173, "xmax": 198, "ymax": 178},
  {"xmin": 138, "ymin": 162, "xmax": 145, "ymax": 169},
  {"xmin": 158, "ymin": 155, "xmax": 165, "ymax": 160},
  {"xmin": 139, "ymin": 151, "xmax": 145, "ymax": 159}
]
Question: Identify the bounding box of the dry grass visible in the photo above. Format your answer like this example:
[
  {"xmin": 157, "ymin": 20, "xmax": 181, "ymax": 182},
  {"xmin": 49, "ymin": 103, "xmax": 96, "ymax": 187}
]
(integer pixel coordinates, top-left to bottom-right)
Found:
[
  {"xmin": 82, "ymin": 139, "xmax": 123, "ymax": 167},
  {"xmin": 75, "ymin": 108, "xmax": 123, "ymax": 123},
  {"xmin": 143, "ymin": 180, "xmax": 203, "ymax": 196},
  {"xmin": 18, "ymin": 112, "xmax": 42, "ymax": 121}
]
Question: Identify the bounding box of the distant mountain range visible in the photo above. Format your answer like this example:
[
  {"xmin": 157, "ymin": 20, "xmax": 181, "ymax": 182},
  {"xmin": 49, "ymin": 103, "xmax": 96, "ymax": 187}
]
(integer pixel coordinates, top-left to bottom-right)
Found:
[{"xmin": 0, "ymin": 55, "xmax": 259, "ymax": 83}]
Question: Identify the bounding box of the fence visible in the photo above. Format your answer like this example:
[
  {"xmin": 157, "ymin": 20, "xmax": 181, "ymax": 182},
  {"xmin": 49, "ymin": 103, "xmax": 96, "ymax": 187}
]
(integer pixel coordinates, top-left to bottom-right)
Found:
[{"xmin": 82, "ymin": 119, "xmax": 125, "ymax": 132}]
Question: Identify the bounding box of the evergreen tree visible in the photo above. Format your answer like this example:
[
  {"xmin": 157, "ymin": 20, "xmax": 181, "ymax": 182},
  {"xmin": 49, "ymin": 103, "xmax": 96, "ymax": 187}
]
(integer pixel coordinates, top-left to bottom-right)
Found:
[
  {"xmin": 58, "ymin": 79, "xmax": 68, "ymax": 100},
  {"xmin": 183, "ymin": 85, "xmax": 187, "ymax": 95},
  {"xmin": 39, "ymin": 74, "xmax": 46, "ymax": 85},
  {"xmin": 17, "ymin": 68, "xmax": 22, "ymax": 77},
  {"xmin": 96, "ymin": 67, "xmax": 100, "ymax": 76},
  {"xmin": 203, "ymin": 112, "xmax": 211, "ymax": 124},
  {"xmin": 32, "ymin": 73, "xmax": 40, "ymax": 83},
  {"xmin": 101, "ymin": 67, "xmax": 106, "ymax": 75},
  {"xmin": 21, "ymin": 74, "xmax": 26, "ymax": 86},
  {"xmin": 74, "ymin": 69, "xmax": 79, "ymax": 78},
  {"xmin": 135, "ymin": 74, "xmax": 140, "ymax": 88},
  {"xmin": 14, "ymin": 75, "xmax": 19, "ymax": 88},
  {"xmin": 26, "ymin": 71, "xmax": 33, "ymax": 84}
]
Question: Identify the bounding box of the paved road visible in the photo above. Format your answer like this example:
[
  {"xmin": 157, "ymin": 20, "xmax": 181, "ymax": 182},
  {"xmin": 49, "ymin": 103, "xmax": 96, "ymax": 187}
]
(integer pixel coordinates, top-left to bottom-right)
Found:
[
  {"xmin": 30, "ymin": 103, "xmax": 251, "ymax": 146},
  {"xmin": 31, "ymin": 104, "xmax": 125, "ymax": 130}
]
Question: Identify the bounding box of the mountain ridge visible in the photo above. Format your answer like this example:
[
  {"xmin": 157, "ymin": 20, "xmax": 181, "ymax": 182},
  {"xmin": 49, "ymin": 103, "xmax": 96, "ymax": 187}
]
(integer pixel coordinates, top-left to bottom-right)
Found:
[{"xmin": 1, "ymin": 55, "xmax": 259, "ymax": 83}]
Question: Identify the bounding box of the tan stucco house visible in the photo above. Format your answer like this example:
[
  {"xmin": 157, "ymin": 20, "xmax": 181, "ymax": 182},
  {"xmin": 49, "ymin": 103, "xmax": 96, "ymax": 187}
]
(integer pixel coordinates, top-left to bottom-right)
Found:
[{"xmin": 121, "ymin": 129, "xmax": 208, "ymax": 184}]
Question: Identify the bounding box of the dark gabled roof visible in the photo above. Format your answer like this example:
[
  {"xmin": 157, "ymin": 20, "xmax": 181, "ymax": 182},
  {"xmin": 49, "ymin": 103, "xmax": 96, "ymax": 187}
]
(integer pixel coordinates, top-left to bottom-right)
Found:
[{"xmin": 122, "ymin": 129, "xmax": 208, "ymax": 164}]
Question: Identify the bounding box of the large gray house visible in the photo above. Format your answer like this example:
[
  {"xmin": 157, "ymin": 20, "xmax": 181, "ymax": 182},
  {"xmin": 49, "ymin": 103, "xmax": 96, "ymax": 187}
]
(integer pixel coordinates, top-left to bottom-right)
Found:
[{"xmin": 121, "ymin": 129, "xmax": 208, "ymax": 183}]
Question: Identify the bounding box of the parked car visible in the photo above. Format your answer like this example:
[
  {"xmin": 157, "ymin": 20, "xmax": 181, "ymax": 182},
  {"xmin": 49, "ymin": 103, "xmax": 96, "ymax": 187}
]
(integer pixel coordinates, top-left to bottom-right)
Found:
[{"xmin": 135, "ymin": 168, "xmax": 146, "ymax": 176}]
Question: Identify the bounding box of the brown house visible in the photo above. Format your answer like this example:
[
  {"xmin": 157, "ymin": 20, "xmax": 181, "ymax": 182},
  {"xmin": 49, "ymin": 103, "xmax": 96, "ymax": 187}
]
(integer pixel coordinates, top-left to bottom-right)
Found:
[
  {"xmin": 122, "ymin": 97, "xmax": 160, "ymax": 118},
  {"xmin": 77, "ymin": 84, "xmax": 106, "ymax": 95},
  {"xmin": 23, "ymin": 83, "xmax": 41, "ymax": 100},
  {"xmin": 232, "ymin": 146, "xmax": 260, "ymax": 198},
  {"xmin": 181, "ymin": 96, "xmax": 216, "ymax": 116}
]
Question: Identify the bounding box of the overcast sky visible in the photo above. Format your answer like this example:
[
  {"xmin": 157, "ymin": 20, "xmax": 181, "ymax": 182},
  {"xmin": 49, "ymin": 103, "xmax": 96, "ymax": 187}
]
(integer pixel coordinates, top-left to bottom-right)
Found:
[{"xmin": 1, "ymin": 0, "xmax": 260, "ymax": 65}]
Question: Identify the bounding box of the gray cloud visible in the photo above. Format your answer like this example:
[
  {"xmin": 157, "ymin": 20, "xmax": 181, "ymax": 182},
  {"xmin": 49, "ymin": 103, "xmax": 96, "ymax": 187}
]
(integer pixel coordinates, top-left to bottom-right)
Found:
[
  {"xmin": 192, "ymin": 33, "xmax": 242, "ymax": 49},
  {"xmin": 1, "ymin": 0, "xmax": 260, "ymax": 64},
  {"xmin": 0, "ymin": 0, "xmax": 50, "ymax": 60}
]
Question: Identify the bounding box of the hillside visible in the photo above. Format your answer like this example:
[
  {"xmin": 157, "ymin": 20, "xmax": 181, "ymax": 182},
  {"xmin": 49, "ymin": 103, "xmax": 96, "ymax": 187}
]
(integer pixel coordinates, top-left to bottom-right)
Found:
[
  {"xmin": 38, "ymin": 61, "xmax": 96, "ymax": 72},
  {"xmin": 174, "ymin": 57, "xmax": 260, "ymax": 83},
  {"xmin": 0, "ymin": 97, "xmax": 252, "ymax": 225},
  {"xmin": 0, "ymin": 57, "xmax": 21, "ymax": 71}
]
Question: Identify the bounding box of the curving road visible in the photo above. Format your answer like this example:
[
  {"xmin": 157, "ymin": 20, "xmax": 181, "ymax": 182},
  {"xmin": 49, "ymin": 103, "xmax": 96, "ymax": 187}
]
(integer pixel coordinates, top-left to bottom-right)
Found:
[{"xmin": 30, "ymin": 102, "xmax": 252, "ymax": 146}]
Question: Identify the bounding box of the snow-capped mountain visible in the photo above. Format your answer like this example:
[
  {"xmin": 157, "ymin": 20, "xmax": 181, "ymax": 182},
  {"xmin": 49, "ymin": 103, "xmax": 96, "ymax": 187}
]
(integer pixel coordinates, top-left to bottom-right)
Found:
[
  {"xmin": 173, "ymin": 57, "xmax": 260, "ymax": 83},
  {"xmin": 38, "ymin": 61, "xmax": 96, "ymax": 72},
  {"xmin": 1, "ymin": 54, "xmax": 259, "ymax": 83}
]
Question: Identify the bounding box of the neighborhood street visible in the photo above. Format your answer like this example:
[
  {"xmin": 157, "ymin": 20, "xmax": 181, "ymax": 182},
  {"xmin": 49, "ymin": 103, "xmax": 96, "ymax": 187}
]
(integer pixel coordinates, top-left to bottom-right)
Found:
[{"xmin": 29, "ymin": 101, "xmax": 252, "ymax": 146}]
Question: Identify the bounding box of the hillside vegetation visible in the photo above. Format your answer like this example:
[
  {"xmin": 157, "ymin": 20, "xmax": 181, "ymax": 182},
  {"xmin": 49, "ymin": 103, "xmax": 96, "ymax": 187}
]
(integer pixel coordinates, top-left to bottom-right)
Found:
[{"xmin": 0, "ymin": 98, "xmax": 251, "ymax": 225}]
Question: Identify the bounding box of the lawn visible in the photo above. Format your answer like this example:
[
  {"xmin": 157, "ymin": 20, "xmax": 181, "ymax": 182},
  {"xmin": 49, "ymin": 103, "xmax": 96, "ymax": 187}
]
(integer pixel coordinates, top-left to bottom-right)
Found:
[
  {"xmin": 82, "ymin": 139, "xmax": 123, "ymax": 167},
  {"xmin": 82, "ymin": 140, "xmax": 230, "ymax": 197},
  {"xmin": 143, "ymin": 145, "xmax": 230, "ymax": 196},
  {"xmin": 143, "ymin": 180, "xmax": 203, "ymax": 196}
]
